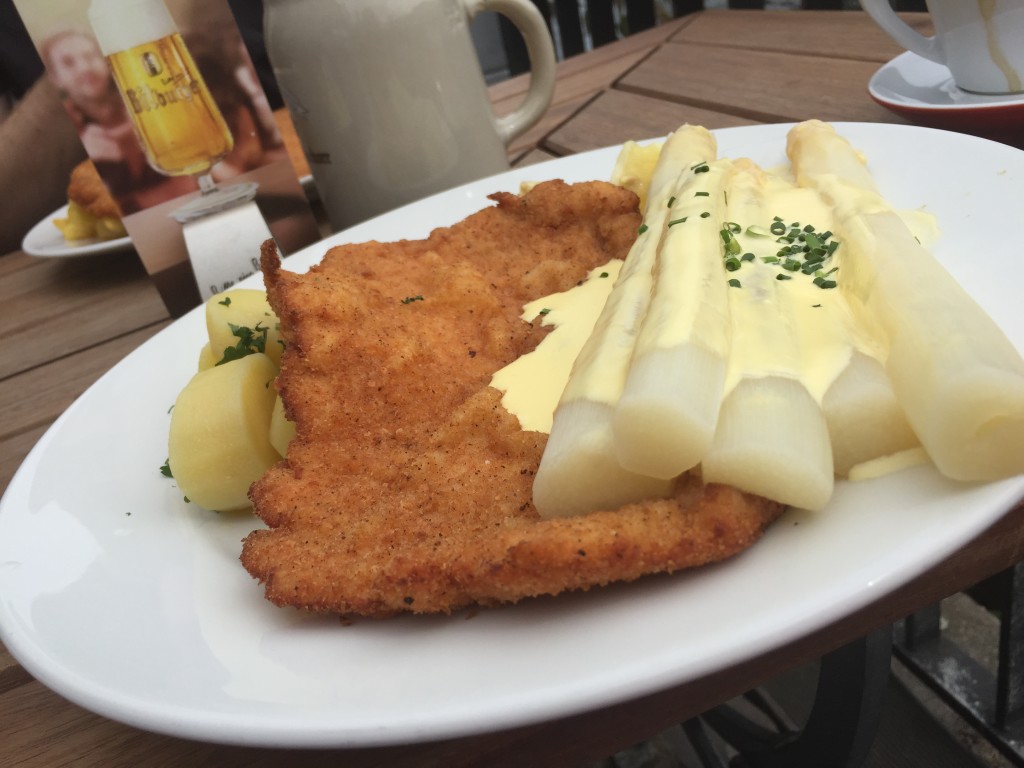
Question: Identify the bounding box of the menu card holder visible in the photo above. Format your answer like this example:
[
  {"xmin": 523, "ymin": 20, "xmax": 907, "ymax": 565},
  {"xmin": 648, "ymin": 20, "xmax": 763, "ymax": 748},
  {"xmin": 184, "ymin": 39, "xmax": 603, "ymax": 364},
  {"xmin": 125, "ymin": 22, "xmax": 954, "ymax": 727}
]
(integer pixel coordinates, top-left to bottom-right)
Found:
[{"xmin": 13, "ymin": 0, "xmax": 320, "ymax": 317}]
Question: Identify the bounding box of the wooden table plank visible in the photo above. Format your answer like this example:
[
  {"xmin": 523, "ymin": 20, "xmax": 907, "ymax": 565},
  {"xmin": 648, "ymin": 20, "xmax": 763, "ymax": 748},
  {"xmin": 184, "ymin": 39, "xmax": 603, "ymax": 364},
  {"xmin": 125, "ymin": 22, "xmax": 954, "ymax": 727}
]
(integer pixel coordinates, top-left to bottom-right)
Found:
[
  {"xmin": 0, "ymin": 644, "xmax": 31, "ymax": 696},
  {"xmin": 506, "ymin": 93, "xmax": 591, "ymax": 158},
  {"xmin": 497, "ymin": 53, "xmax": 657, "ymax": 156},
  {"xmin": 495, "ymin": 17, "xmax": 696, "ymax": 157},
  {"xmin": 0, "ymin": 426, "xmax": 45, "ymax": 498},
  {"xmin": 0, "ymin": 322, "xmax": 169, "ymax": 441},
  {"xmin": 489, "ymin": 16, "xmax": 694, "ymax": 105},
  {"xmin": 618, "ymin": 43, "xmax": 909, "ymax": 124},
  {"xmin": 543, "ymin": 88, "xmax": 762, "ymax": 156},
  {"xmin": 668, "ymin": 10, "xmax": 933, "ymax": 63},
  {"xmin": 512, "ymin": 148, "xmax": 560, "ymax": 167},
  {"xmin": 0, "ymin": 251, "xmax": 168, "ymax": 381}
]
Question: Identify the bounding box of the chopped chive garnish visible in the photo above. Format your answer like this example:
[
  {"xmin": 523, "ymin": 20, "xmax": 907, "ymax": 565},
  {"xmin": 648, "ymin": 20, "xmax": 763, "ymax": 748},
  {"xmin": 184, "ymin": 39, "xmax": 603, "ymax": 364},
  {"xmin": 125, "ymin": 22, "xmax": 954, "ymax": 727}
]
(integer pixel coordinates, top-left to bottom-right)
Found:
[
  {"xmin": 728, "ymin": 278, "xmax": 742, "ymax": 288},
  {"xmin": 695, "ymin": 191, "xmax": 709, "ymax": 197},
  {"xmin": 668, "ymin": 217, "xmax": 688, "ymax": 227},
  {"xmin": 725, "ymin": 257, "xmax": 741, "ymax": 271},
  {"xmin": 700, "ymin": 211, "xmax": 711, "ymax": 218},
  {"xmin": 776, "ymin": 274, "xmax": 793, "ymax": 281},
  {"xmin": 667, "ymin": 196, "xmax": 676, "ymax": 207},
  {"xmin": 638, "ymin": 223, "xmax": 649, "ymax": 234}
]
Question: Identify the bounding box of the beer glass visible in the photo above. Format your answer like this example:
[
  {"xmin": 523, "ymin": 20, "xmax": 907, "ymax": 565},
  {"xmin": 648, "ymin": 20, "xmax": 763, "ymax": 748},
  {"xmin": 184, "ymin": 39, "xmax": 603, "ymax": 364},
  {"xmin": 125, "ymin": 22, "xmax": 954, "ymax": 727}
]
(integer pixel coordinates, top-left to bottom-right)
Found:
[{"xmin": 88, "ymin": 0, "xmax": 256, "ymax": 219}]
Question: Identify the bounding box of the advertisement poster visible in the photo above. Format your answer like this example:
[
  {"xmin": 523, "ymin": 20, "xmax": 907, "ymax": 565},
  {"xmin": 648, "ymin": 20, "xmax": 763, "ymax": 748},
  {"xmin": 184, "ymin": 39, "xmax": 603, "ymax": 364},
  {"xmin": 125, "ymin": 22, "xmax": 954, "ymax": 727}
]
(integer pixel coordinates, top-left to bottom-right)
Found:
[{"xmin": 15, "ymin": 0, "xmax": 320, "ymax": 316}]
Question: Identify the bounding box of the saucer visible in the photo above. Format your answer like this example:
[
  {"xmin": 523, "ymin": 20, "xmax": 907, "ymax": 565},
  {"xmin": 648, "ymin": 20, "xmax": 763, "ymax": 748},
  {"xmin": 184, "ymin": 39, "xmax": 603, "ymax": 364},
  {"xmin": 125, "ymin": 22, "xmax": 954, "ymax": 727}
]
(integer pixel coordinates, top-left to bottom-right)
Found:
[{"xmin": 869, "ymin": 51, "xmax": 1024, "ymax": 141}]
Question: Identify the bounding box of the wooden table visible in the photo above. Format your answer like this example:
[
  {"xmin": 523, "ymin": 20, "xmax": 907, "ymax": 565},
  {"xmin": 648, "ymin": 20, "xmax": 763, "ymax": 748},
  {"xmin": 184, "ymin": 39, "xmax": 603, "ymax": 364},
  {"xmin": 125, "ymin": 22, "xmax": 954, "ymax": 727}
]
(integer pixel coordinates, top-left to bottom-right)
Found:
[{"xmin": 3, "ymin": 10, "xmax": 1022, "ymax": 767}]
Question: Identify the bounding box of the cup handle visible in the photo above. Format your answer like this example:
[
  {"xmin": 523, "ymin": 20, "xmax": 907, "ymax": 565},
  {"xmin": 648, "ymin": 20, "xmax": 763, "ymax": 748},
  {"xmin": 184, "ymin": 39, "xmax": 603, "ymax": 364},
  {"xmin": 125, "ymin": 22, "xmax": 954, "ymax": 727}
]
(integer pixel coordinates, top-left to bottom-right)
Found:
[
  {"xmin": 860, "ymin": 0, "xmax": 943, "ymax": 65},
  {"xmin": 465, "ymin": 0, "xmax": 556, "ymax": 145}
]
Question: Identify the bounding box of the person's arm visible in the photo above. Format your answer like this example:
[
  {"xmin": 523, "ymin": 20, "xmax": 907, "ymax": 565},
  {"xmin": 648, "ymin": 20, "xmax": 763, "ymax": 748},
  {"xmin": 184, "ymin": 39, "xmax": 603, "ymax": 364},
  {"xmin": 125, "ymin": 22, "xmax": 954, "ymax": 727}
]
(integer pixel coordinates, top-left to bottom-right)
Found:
[{"xmin": 0, "ymin": 77, "xmax": 86, "ymax": 254}]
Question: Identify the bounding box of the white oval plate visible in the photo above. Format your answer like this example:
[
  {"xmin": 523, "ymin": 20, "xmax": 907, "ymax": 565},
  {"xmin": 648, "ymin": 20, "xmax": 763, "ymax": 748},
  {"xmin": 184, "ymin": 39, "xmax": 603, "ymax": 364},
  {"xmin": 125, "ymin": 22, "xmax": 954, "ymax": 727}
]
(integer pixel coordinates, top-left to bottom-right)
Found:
[
  {"xmin": 1, "ymin": 122, "xmax": 1023, "ymax": 749},
  {"xmin": 22, "ymin": 204, "xmax": 132, "ymax": 259}
]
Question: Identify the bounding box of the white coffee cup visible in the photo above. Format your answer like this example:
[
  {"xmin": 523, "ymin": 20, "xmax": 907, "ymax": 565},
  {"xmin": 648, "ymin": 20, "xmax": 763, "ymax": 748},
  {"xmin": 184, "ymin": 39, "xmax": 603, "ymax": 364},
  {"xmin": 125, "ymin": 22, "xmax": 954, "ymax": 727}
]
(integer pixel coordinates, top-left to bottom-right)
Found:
[
  {"xmin": 264, "ymin": 0, "xmax": 556, "ymax": 232},
  {"xmin": 860, "ymin": 0, "xmax": 1024, "ymax": 94}
]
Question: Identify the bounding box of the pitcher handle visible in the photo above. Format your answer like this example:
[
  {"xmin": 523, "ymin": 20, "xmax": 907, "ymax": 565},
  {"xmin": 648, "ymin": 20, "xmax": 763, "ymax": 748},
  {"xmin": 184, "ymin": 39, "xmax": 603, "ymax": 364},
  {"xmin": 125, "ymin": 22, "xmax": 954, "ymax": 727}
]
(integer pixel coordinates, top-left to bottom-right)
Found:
[
  {"xmin": 464, "ymin": 0, "xmax": 556, "ymax": 145},
  {"xmin": 859, "ymin": 0, "xmax": 943, "ymax": 65}
]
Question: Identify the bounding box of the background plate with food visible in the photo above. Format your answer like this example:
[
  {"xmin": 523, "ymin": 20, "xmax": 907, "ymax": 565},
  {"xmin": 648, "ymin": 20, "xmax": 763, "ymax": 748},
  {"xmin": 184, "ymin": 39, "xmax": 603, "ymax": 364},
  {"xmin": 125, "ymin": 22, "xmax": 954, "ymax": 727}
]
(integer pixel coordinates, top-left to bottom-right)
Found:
[{"xmin": 21, "ymin": 202, "xmax": 132, "ymax": 258}]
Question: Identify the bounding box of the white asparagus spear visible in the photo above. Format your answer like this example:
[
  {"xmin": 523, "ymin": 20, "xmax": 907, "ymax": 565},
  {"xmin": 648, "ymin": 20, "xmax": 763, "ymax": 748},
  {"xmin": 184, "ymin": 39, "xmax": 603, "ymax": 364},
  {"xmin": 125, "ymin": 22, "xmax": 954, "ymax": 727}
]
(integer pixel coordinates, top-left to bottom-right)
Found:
[
  {"xmin": 611, "ymin": 157, "xmax": 733, "ymax": 479},
  {"xmin": 533, "ymin": 125, "xmax": 717, "ymax": 518},
  {"xmin": 788, "ymin": 120, "xmax": 1024, "ymax": 482},
  {"xmin": 823, "ymin": 350, "xmax": 920, "ymax": 477},
  {"xmin": 700, "ymin": 159, "xmax": 834, "ymax": 510}
]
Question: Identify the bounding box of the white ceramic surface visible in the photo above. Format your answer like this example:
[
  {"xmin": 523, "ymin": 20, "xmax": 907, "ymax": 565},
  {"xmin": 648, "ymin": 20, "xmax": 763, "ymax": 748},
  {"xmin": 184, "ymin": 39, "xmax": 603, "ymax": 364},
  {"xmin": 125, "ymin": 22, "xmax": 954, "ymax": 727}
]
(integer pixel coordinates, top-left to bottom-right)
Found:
[
  {"xmin": 264, "ymin": 0, "xmax": 555, "ymax": 232},
  {"xmin": 1, "ymin": 122, "xmax": 1023, "ymax": 749},
  {"xmin": 861, "ymin": 0, "xmax": 1024, "ymax": 95},
  {"xmin": 870, "ymin": 50, "xmax": 1024, "ymax": 112},
  {"xmin": 22, "ymin": 204, "xmax": 132, "ymax": 259}
]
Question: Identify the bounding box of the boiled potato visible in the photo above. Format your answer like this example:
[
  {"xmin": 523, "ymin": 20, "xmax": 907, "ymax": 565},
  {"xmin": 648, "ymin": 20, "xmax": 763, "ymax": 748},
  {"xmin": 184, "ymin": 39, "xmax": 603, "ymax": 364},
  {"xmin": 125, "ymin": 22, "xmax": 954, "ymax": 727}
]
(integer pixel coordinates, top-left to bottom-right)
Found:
[
  {"xmin": 168, "ymin": 352, "xmax": 281, "ymax": 511},
  {"xmin": 610, "ymin": 139, "xmax": 663, "ymax": 212},
  {"xmin": 206, "ymin": 289, "xmax": 284, "ymax": 367},
  {"xmin": 197, "ymin": 342, "xmax": 216, "ymax": 371},
  {"xmin": 269, "ymin": 392, "xmax": 296, "ymax": 456}
]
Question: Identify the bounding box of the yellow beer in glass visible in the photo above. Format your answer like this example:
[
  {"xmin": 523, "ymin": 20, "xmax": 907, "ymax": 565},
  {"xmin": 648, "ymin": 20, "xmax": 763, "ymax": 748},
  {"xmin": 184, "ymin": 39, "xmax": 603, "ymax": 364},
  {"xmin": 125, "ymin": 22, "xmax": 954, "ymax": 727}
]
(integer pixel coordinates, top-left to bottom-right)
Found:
[{"xmin": 89, "ymin": 0, "xmax": 233, "ymax": 179}]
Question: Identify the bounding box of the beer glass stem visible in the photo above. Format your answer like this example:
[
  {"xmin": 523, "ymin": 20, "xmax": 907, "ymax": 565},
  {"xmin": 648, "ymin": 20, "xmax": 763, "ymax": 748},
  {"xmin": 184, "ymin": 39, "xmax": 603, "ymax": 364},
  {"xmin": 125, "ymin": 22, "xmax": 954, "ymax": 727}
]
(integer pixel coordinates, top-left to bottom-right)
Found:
[{"xmin": 197, "ymin": 173, "xmax": 217, "ymax": 195}]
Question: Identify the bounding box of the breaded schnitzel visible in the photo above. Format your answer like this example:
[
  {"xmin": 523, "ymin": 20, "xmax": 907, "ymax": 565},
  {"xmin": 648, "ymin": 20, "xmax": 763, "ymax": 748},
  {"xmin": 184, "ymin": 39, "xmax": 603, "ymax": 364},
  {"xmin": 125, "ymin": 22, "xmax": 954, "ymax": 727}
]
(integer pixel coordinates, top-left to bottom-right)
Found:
[
  {"xmin": 243, "ymin": 180, "xmax": 784, "ymax": 617},
  {"xmin": 54, "ymin": 160, "xmax": 126, "ymax": 242},
  {"xmin": 67, "ymin": 159, "xmax": 122, "ymax": 221}
]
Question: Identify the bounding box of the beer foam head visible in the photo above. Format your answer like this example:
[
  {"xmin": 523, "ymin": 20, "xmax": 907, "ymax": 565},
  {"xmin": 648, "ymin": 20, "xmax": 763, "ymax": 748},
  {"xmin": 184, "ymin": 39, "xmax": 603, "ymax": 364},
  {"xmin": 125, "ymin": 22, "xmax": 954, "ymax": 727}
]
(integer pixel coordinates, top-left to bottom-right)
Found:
[{"xmin": 88, "ymin": 0, "xmax": 177, "ymax": 55}]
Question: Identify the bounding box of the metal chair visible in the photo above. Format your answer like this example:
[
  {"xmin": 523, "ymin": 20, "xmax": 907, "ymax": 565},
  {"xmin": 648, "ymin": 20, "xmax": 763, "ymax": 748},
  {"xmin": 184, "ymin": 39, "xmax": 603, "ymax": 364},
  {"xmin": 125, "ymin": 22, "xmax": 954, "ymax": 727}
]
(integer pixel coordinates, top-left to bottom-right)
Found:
[{"xmin": 685, "ymin": 627, "xmax": 893, "ymax": 768}]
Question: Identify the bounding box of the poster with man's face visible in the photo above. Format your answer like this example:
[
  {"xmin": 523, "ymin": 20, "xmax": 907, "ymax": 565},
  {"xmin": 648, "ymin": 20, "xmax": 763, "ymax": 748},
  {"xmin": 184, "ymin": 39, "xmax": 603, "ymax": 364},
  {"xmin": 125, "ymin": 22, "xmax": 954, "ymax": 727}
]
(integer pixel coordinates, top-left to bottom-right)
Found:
[{"xmin": 14, "ymin": 0, "xmax": 319, "ymax": 316}]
